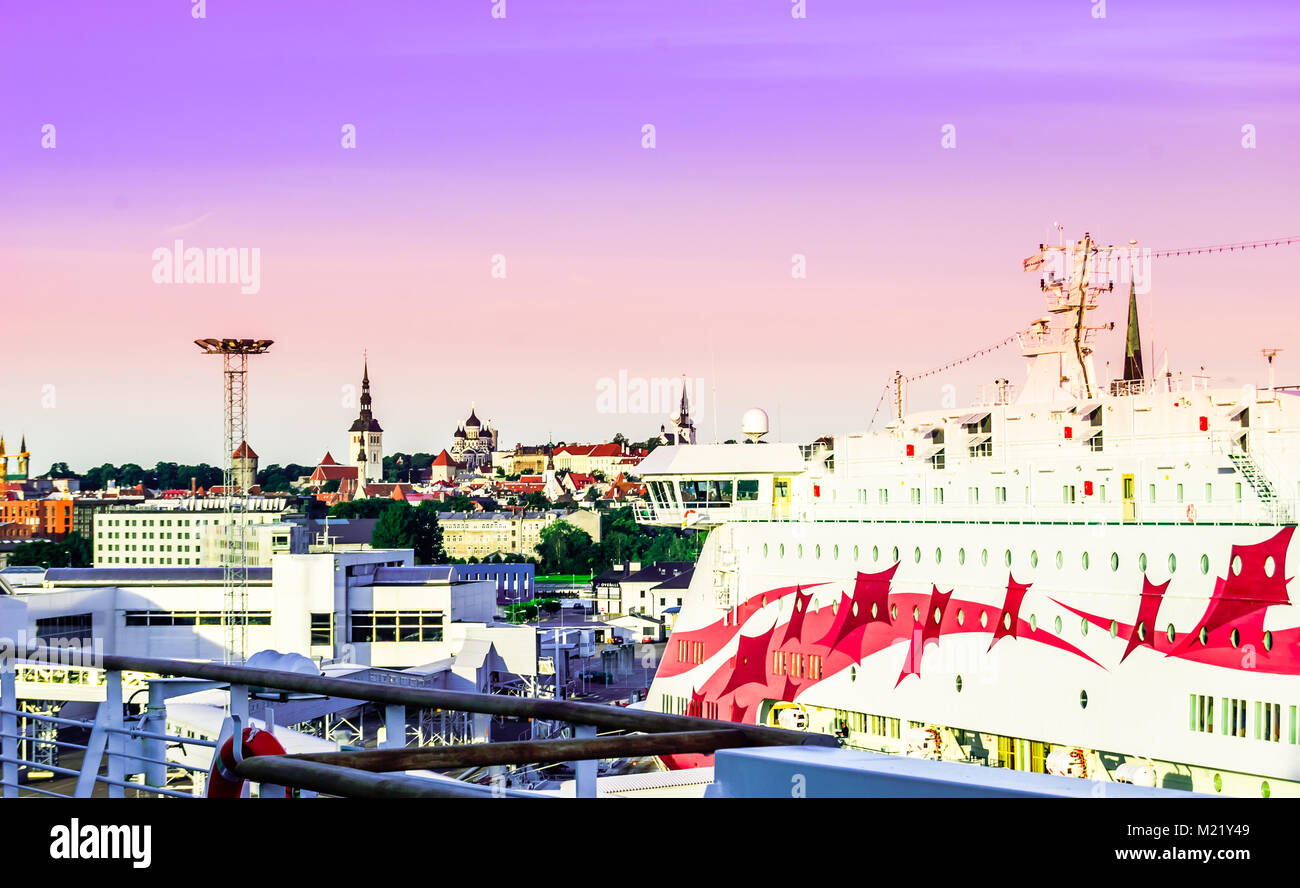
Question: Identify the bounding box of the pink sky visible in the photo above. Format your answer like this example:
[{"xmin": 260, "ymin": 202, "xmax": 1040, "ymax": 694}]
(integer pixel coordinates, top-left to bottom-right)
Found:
[{"xmin": 2, "ymin": 0, "xmax": 1299, "ymax": 470}]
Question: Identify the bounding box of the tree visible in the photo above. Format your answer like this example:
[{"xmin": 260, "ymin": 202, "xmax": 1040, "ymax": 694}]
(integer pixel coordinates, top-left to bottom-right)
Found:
[
  {"xmin": 612, "ymin": 432, "xmax": 628, "ymax": 448},
  {"xmin": 8, "ymin": 536, "xmax": 92, "ymax": 568},
  {"xmin": 330, "ymin": 498, "xmax": 397, "ymax": 519},
  {"xmin": 413, "ymin": 501, "xmax": 446, "ymax": 564},
  {"xmin": 522, "ymin": 491, "xmax": 551, "ymax": 511},
  {"xmin": 534, "ymin": 522, "xmax": 594, "ymax": 574},
  {"xmin": 371, "ymin": 501, "xmax": 419, "ymax": 550},
  {"xmin": 443, "ymin": 493, "xmax": 475, "ymax": 513},
  {"xmin": 45, "ymin": 462, "xmax": 72, "ymax": 478}
]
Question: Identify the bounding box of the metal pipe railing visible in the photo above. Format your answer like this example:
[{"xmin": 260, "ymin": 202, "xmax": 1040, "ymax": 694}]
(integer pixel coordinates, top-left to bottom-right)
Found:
[
  {"xmin": 233, "ymin": 756, "xmax": 544, "ymax": 799},
  {"xmin": 11, "ymin": 643, "xmax": 835, "ymax": 750},
  {"xmin": 287, "ymin": 728, "xmax": 752, "ymax": 772}
]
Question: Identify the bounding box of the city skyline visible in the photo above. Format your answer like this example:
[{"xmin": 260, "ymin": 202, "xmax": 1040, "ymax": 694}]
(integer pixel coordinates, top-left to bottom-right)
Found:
[{"xmin": 4, "ymin": 0, "xmax": 1300, "ymax": 468}]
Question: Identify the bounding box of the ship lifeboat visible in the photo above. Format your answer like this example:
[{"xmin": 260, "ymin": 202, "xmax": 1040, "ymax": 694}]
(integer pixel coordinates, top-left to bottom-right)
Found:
[
  {"xmin": 1045, "ymin": 747, "xmax": 1089, "ymax": 778},
  {"xmin": 904, "ymin": 727, "xmax": 942, "ymax": 759},
  {"xmin": 1115, "ymin": 762, "xmax": 1158, "ymax": 787},
  {"xmin": 769, "ymin": 702, "xmax": 809, "ymax": 731}
]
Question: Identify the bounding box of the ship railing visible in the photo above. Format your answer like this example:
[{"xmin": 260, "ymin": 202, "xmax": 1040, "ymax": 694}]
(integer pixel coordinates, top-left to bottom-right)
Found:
[
  {"xmin": 1, "ymin": 644, "xmax": 834, "ymax": 799},
  {"xmin": 1107, "ymin": 375, "xmax": 1211, "ymax": 397}
]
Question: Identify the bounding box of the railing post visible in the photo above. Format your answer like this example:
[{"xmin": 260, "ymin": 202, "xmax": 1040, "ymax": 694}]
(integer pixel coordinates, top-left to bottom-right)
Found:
[
  {"xmin": 105, "ymin": 669, "xmax": 124, "ymax": 798},
  {"xmin": 384, "ymin": 704, "xmax": 405, "ymax": 749},
  {"xmin": 229, "ymin": 684, "xmax": 249, "ymax": 797},
  {"xmin": 574, "ymin": 723, "xmax": 597, "ymax": 798},
  {"xmin": 142, "ymin": 680, "xmax": 167, "ymax": 789},
  {"xmin": 1, "ymin": 656, "xmax": 16, "ymax": 798}
]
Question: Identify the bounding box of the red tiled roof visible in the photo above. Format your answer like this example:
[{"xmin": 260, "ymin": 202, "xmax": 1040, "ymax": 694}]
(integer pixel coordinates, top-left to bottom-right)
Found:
[
  {"xmin": 233, "ymin": 440, "xmax": 258, "ymax": 460},
  {"xmin": 318, "ymin": 452, "xmax": 339, "ymax": 466},
  {"xmin": 311, "ymin": 464, "xmax": 359, "ymax": 482},
  {"xmin": 431, "ymin": 449, "xmax": 456, "ymax": 467}
]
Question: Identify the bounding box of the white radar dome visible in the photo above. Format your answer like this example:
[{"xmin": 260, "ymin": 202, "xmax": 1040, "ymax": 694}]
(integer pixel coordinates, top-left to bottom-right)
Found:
[{"xmin": 741, "ymin": 408, "xmax": 769, "ymax": 442}]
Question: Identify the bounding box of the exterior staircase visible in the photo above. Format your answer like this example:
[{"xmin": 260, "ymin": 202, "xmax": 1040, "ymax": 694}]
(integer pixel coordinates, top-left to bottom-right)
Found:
[{"xmin": 1228, "ymin": 451, "xmax": 1291, "ymax": 523}]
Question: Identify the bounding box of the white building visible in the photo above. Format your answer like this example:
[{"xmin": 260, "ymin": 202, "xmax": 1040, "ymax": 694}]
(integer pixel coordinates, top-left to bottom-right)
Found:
[
  {"xmin": 348, "ymin": 358, "xmax": 384, "ymax": 487},
  {"xmin": 92, "ymin": 497, "xmax": 294, "ymax": 567},
  {"xmin": 17, "ymin": 549, "xmax": 534, "ymax": 670}
]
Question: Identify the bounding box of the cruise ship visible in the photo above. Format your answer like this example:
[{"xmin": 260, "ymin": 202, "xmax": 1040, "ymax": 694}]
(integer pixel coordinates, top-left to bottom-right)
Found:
[{"xmin": 634, "ymin": 234, "xmax": 1300, "ymax": 797}]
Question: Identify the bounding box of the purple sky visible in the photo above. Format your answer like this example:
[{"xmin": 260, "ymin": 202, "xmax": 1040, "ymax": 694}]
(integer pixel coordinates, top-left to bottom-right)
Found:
[{"xmin": 2, "ymin": 0, "xmax": 1299, "ymax": 471}]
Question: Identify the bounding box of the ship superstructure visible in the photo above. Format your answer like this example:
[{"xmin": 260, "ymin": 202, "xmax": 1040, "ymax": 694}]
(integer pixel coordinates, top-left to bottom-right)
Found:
[{"xmin": 635, "ymin": 234, "xmax": 1300, "ymax": 797}]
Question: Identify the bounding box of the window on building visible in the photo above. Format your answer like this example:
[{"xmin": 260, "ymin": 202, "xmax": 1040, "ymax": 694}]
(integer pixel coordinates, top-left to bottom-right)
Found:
[{"xmin": 310, "ymin": 613, "xmax": 332, "ymax": 647}]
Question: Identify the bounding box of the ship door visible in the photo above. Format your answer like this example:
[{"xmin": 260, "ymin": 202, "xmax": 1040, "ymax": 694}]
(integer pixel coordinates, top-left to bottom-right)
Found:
[
  {"xmin": 773, "ymin": 477, "xmax": 791, "ymax": 519},
  {"xmin": 1122, "ymin": 474, "xmax": 1136, "ymax": 523}
]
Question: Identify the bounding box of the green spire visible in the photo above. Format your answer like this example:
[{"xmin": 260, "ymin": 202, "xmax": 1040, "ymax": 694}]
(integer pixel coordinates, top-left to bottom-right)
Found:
[{"xmin": 1123, "ymin": 280, "xmax": 1144, "ymax": 382}]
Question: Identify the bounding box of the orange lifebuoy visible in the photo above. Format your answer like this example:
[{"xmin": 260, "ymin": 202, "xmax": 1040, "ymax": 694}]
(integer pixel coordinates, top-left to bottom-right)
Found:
[
  {"xmin": 1186, "ymin": 504, "xmax": 1197, "ymax": 524},
  {"xmin": 206, "ymin": 726, "xmax": 289, "ymax": 798}
]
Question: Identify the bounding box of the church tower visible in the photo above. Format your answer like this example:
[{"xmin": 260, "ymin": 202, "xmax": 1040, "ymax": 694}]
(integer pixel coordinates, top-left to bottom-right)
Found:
[{"xmin": 348, "ymin": 355, "xmax": 384, "ymax": 486}]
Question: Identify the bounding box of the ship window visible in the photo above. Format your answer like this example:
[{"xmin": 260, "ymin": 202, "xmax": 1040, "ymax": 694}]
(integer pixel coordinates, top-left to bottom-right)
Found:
[
  {"xmin": 779, "ymin": 544, "xmax": 785, "ymax": 558},
  {"xmin": 1198, "ymin": 626, "xmax": 1208, "ymax": 646},
  {"xmin": 935, "ymin": 547, "xmax": 942, "ymax": 564},
  {"xmin": 763, "ymin": 543, "xmax": 769, "ymax": 558},
  {"xmin": 1231, "ymin": 554, "xmax": 1242, "ymax": 576},
  {"xmin": 1265, "ymin": 555, "xmax": 1276, "ymax": 577},
  {"xmin": 736, "ymin": 480, "xmax": 760, "ymax": 501},
  {"xmin": 1138, "ymin": 553, "xmax": 1147, "ymax": 572},
  {"xmin": 797, "ymin": 544, "xmax": 804, "ymax": 559},
  {"xmin": 1110, "ymin": 552, "xmax": 1119, "ymax": 571},
  {"xmin": 1149, "ymin": 483, "xmax": 1156, "ymax": 504},
  {"xmin": 914, "ymin": 546, "xmax": 921, "ymax": 564},
  {"xmin": 1080, "ymin": 618, "xmax": 1089, "ymax": 637},
  {"xmin": 1054, "ymin": 615, "xmax": 1062, "ymax": 634},
  {"xmin": 1003, "ymin": 612, "xmax": 1012, "ymax": 630},
  {"xmin": 1030, "ymin": 550, "xmax": 1038, "ymax": 568},
  {"xmin": 1200, "ymin": 554, "xmax": 1210, "ymax": 574},
  {"xmin": 1235, "ymin": 482, "xmax": 1243, "ymax": 502},
  {"xmin": 1080, "ymin": 690, "xmax": 1088, "ymax": 710},
  {"xmin": 968, "ymin": 487, "xmax": 980, "ymax": 505},
  {"xmin": 708, "ymin": 480, "xmax": 734, "ymax": 503},
  {"xmin": 872, "ymin": 545, "xmax": 879, "ymax": 562},
  {"xmin": 913, "ymin": 605, "xmax": 921, "ymax": 621},
  {"xmin": 1230, "ymin": 628, "xmax": 1239, "ymax": 648},
  {"xmin": 933, "ymin": 487, "xmax": 944, "ymax": 505},
  {"xmin": 955, "ymin": 675, "xmax": 963, "ymax": 693},
  {"xmin": 1176, "ymin": 483, "xmax": 1184, "ymax": 503},
  {"xmin": 979, "ymin": 610, "xmax": 988, "ymax": 628},
  {"xmin": 1029, "ymin": 614, "xmax": 1037, "ymax": 632},
  {"xmin": 815, "ymin": 544, "xmax": 821, "ymax": 559},
  {"xmin": 891, "ymin": 604, "xmax": 898, "ymax": 620},
  {"xmin": 1056, "ymin": 551, "xmax": 1063, "ymax": 569},
  {"xmin": 1109, "ymin": 619, "xmax": 1118, "ymax": 638},
  {"xmin": 1264, "ymin": 630, "xmax": 1273, "ymax": 651},
  {"xmin": 957, "ymin": 609, "xmax": 965, "ymax": 626},
  {"xmin": 891, "ymin": 546, "xmax": 899, "ymax": 563},
  {"xmin": 995, "ymin": 486, "xmax": 1007, "ymax": 504},
  {"xmin": 1168, "ymin": 553, "xmax": 1177, "ymax": 573},
  {"xmin": 1082, "ymin": 551, "xmax": 1091, "ymax": 570},
  {"xmin": 833, "ymin": 544, "xmax": 839, "ymax": 560},
  {"xmin": 1205, "ymin": 482, "xmax": 1213, "ymax": 503},
  {"xmin": 958, "ymin": 547, "xmax": 966, "ymax": 565},
  {"xmin": 981, "ymin": 548, "xmax": 989, "ymax": 566},
  {"xmin": 1004, "ymin": 549, "xmax": 1012, "ymax": 567},
  {"xmin": 1167, "ymin": 624, "xmax": 1176, "ymax": 643},
  {"xmin": 853, "ymin": 545, "xmax": 859, "ymax": 560}
]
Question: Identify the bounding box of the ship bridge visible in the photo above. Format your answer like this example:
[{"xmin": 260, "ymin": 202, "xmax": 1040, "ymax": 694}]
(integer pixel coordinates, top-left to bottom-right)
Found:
[{"xmin": 632, "ymin": 443, "xmax": 808, "ymax": 527}]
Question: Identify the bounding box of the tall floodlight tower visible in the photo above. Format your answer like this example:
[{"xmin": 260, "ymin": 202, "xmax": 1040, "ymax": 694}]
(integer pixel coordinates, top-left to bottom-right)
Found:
[{"xmin": 195, "ymin": 338, "xmax": 273, "ymax": 664}]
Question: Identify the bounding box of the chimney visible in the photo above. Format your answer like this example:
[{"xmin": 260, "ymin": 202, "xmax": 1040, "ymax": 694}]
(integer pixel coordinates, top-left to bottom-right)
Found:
[{"xmin": 190, "ymin": 476, "xmax": 196, "ymax": 495}]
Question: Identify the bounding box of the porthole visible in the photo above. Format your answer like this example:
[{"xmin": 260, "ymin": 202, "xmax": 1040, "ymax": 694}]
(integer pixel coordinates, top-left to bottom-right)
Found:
[
  {"xmin": 1198, "ymin": 626, "xmax": 1208, "ymax": 646},
  {"xmin": 979, "ymin": 610, "xmax": 988, "ymax": 628},
  {"xmin": 1230, "ymin": 628, "xmax": 1240, "ymax": 648},
  {"xmin": 935, "ymin": 547, "xmax": 942, "ymax": 565},
  {"xmin": 890, "ymin": 604, "xmax": 897, "ymax": 620},
  {"xmin": 1200, "ymin": 554, "xmax": 1210, "ymax": 575},
  {"xmin": 1213, "ymin": 773, "xmax": 1222, "ymax": 793},
  {"xmin": 914, "ymin": 546, "xmax": 922, "ymax": 564},
  {"xmin": 1003, "ymin": 612, "xmax": 1012, "ymax": 631},
  {"xmin": 763, "ymin": 543, "xmax": 769, "ymax": 558},
  {"xmin": 1265, "ymin": 555, "xmax": 1276, "ymax": 578},
  {"xmin": 1166, "ymin": 624, "xmax": 1176, "ymax": 643},
  {"xmin": 798, "ymin": 544, "xmax": 804, "ymax": 559},
  {"xmin": 958, "ymin": 548, "xmax": 966, "ymax": 565},
  {"xmin": 1081, "ymin": 618, "xmax": 1089, "ymax": 637},
  {"xmin": 1055, "ymin": 551, "xmax": 1064, "ymax": 569},
  {"xmin": 849, "ymin": 666, "xmax": 857, "ymax": 683},
  {"xmin": 833, "ymin": 544, "xmax": 839, "ymax": 560},
  {"xmin": 851, "ymin": 602, "xmax": 859, "ymax": 617},
  {"xmin": 832, "ymin": 600, "xmax": 839, "ymax": 615},
  {"xmin": 1264, "ymin": 630, "xmax": 1273, "ymax": 651},
  {"xmin": 870, "ymin": 602, "xmax": 878, "ymax": 619},
  {"xmin": 1138, "ymin": 553, "xmax": 1147, "ymax": 572},
  {"xmin": 853, "ymin": 545, "xmax": 859, "ymax": 560},
  {"xmin": 981, "ymin": 549, "xmax": 989, "ymax": 567},
  {"xmin": 1079, "ymin": 690, "xmax": 1088, "ymax": 710},
  {"xmin": 1030, "ymin": 550, "xmax": 1038, "ymax": 568},
  {"xmin": 933, "ymin": 607, "xmax": 942, "ymax": 625},
  {"xmin": 1004, "ymin": 549, "xmax": 1012, "ymax": 567},
  {"xmin": 955, "ymin": 675, "xmax": 963, "ymax": 693},
  {"xmin": 779, "ymin": 544, "xmax": 785, "ymax": 559},
  {"xmin": 1109, "ymin": 619, "xmax": 1118, "ymax": 638},
  {"xmin": 1029, "ymin": 614, "xmax": 1037, "ymax": 632},
  {"xmin": 1082, "ymin": 551, "xmax": 1091, "ymax": 570},
  {"xmin": 1262, "ymin": 781, "xmax": 1271, "ymax": 799},
  {"xmin": 891, "ymin": 546, "xmax": 899, "ymax": 563},
  {"xmin": 912, "ymin": 605, "xmax": 921, "ymax": 621},
  {"xmin": 957, "ymin": 609, "xmax": 965, "ymax": 626},
  {"xmin": 1110, "ymin": 552, "xmax": 1119, "ymax": 572},
  {"xmin": 814, "ymin": 544, "xmax": 821, "ymax": 559},
  {"xmin": 1137, "ymin": 621, "xmax": 1146, "ymax": 641},
  {"xmin": 1054, "ymin": 615, "xmax": 1062, "ymax": 634},
  {"xmin": 1168, "ymin": 553, "xmax": 1177, "ymax": 573},
  {"xmin": 872, "ymin": 545, "xmax": 879, "ymax": 562},
  {"xmin": 1231, "ymin": 554, "xmax": 1242, "ymax": 576}
]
